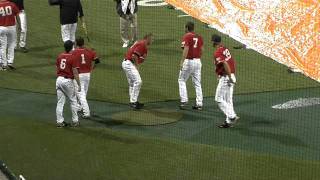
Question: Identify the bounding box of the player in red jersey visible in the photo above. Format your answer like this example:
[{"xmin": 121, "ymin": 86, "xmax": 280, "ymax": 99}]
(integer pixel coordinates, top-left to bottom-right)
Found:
[
  {"xmin": 56, "ymin": 40, "xmax": 81, "ymax": 128},
  {"xmin": 72, "ymin": 37, "xmax": 100, "ymax": 118},
  {"xmin": 122, "ymin": 33, "xmax": 153, "ymax": 109},
  {"xmin": 178, "ymin": 22, "xmax": 204, "ymax": 110},
  {"xmin": 212, "ymin": 34, "xmax": 239, "ymax": 128},
  {"xmin": 0, "ymin": 0, "xmax": 19, "ymax": 70}
]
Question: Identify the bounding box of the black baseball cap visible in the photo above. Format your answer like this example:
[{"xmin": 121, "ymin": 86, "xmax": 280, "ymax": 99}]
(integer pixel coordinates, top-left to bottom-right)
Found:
[{"xmin": 211, "ymin": 34, "xmax": 221, "ymax": 43}]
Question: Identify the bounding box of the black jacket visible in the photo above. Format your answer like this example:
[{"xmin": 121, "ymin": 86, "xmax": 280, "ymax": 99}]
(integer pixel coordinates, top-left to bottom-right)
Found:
[
  {"xmin": 59, "ymin": 0, "xmax": 84, "ymax": 25},
  {"xmin": 115, "ymin": 0, "xmax": 138, "ymax": 17}
]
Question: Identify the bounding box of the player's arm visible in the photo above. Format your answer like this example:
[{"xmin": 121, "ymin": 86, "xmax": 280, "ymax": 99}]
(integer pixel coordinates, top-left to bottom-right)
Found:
[
  {"xmin": 180, "ymin": 45, "xmax": 189, "ymax": 68},
  {"xmin": 132, "ymin": 53, "xmax": 140, "ymax": 70},
  {"xmin": 222, "ymin": 61, "xmax": 235, "ymax": 84}
]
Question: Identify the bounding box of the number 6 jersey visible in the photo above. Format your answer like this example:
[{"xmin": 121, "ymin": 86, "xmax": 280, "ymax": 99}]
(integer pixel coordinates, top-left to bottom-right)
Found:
[
  {"xmin": 181, "ymin": 32, "xmax": 203, "ymax": 59},
  {"xmin": 0, "ymin": 0, "xmax": 19, "ymax": 26},
  {"xmin": 56, "ymin": 52, "xmax": 80, "ymax": 79},
  {"xmin": 214, "ymin": 45, "xmax": 236, "ymax": 76}
]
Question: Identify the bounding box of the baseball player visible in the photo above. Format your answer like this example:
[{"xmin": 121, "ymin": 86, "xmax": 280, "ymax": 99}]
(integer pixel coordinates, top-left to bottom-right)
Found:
[
  {"xmin": 122, "ymin": 33, "xmax": 153, "ymax": 109},
  {"xmin": 212, "ymin": 34, "xmax": 239, "ymax": 128},
  {"xmin": 56, "ymin": 40, "xmax": 81, "ymax": 128},
  {"xmin": 58, "ymin": 0, "xmax": 85, "ymax": 43},
  {"xmin": 0, "ymin": 0, "xmax": 19, "ymax": 71},
  {"xmin": 178, "ymin": 22, "xmax": 204, "ymax": 110},
  {"xmin": 72, "ymin": 37, "xmax": 100, "ymax": 118},
  {"xmin": 11, "ymin": 0, "xmax": 27, "ymax": 52}
]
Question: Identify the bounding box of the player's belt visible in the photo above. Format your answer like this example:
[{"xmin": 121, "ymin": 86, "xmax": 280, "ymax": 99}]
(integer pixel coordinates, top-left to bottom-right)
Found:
[{"xmin": 124, "ymin": 59, "xmax": 135, "ymax": 64}]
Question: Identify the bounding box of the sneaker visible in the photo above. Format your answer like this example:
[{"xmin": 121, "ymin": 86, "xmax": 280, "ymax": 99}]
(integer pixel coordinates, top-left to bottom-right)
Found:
[
  {"xmin": 179, "ymin": 102, "xmax": 188, "ymax": 110},
  {"xmin": 56, "ymin": 121, "xmax": 67, "ymax": 128},
  {"xmin": 122, "ymin": 42, "xmax": 129, "ymax": 48},
  {"xmin": 1, "ymin": 65, "xmax": 7, "ymax": 71},
  {"xmin": 192, "ymin": 105, "xmax": 203, "ymax": 111},
  {"xmin": 218, "ymin": 122, "xmax": 233, "ymax": 128},
  {"xmin": 82, "ymin": 115, "xmax": 90, "ymax": 119},
  {"xmin": 7, "ymin": 64, "xmax": 16, "ymax": 70},
  {"xmin": 71, "ymin": 121, "xmax": 80, "ymax": 127},
  {"xmin": 20, "ymin": 47, "xmax": 28, "ymax": 53}
]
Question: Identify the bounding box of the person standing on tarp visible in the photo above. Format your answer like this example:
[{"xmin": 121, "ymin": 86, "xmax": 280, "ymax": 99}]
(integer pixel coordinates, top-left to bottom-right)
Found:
[{"xmin": 115, "ymin": 0, "xmax": 138, "ymax": 48}]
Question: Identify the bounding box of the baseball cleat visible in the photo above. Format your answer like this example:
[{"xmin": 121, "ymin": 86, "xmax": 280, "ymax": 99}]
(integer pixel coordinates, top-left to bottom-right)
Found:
[
  {"xmin": 56, "ymin": 122, "xmax": 67, "ymax": 128},
  {"xmin": 179, "ymin": 102, "xmax": 188, "ymax": 110},
  {"xmin": 130, "ymin": 102, "xmax": 144, "ymax": 110},
  {"xmin": 20, "ymin": 47, "xmax": 29, "ymax": 53},
  {"xmin": 192, "ymin": 105, "xmax": 203, "ymax": 111},
  {"xmin": 218, "ymin": 122, "xmax": 233, "ymax": 128},
  {"xmin": 81, "ymin": 115, "xmax": 90, "ymax": 119},
  {"xmin": 71, "ymin": 121, "xmax": 80, "ymax": 127},
  {"xmin": 7, "ymin": 64, "xmax": 16, "ymax": 70}
]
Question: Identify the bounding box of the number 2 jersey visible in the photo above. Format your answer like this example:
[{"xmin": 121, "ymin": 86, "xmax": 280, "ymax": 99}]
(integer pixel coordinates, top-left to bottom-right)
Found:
[
  {"xmin": 181, "ymin": 32, "xmax": 203, "ymax": 59},
  {"xmin": 56, "ymin": 52, "xmax": 80, "ymax": 79},
  {"xmin": 72, "ymin": 47, "xmax": 97, "ymax": 74},
  {"xmin": 214, "ymin": 46, "xmax": 236, "ymax": 76},
  {"xmin": 0, "ymin": 0, "xmax": 19, "ymax": 26}
]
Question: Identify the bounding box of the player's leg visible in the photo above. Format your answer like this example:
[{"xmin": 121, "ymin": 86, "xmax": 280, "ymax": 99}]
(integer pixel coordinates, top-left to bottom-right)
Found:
[
  {"xmin": 120, "ymin": 15, "xmax": 130, "ymax": 48},
  {"xmin": 130, "ymin": 66, "xmax": 142, "ymax": 103},
  {"xmin": 63, "ymin": 79, "xmax": 79, "ymax": 125},
  {"xmin": 18, "ymin": 11, "xmax": 27, "ymax": 50},
  {"xmin": 78, "ymin": 73, "xmax": 90, "ymax": 117},
  {"xmin": 178, "ymin": 59, "xmax": 191, "ymax": 106},
  {"xmin": 56, "ymin": 78, "xmax": 66, "ymax": 126},
  {"xmin": 215, "ymin": 77, "xmax": 230, "ymax": 117},
  {"xmin": 122, "ymin": 60, "xmax": 133, "ymax": 101},
  {"xmin": 7, "ymin": 26, "xmax": 17, "ymax": 68},
  {"xmin": 0, "ymin": 27, "xmax": 7, "ymax": 69},
  {"xmin": 191, "ymin": 60, "xmax": 203, "ymax": 108},
  {"xmin": 130, "ymin": 13, "xmax": 138, "ymax": 43},
  {"xmin": 70, "ymin": 23, "xmax": 77, "ymax": 43},
  {"xmin": 61, "ymin": 24, "xmax": 70, "ymax": 43}
]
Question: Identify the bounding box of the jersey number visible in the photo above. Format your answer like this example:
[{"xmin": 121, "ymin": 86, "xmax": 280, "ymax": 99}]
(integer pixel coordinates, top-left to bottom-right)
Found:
[
  {"xmin": 193, "ymin": 38, "xmax": 198, "ymax": 48},
  {"xmin": 0, "ymin": 6, "xmax": 12, "ymax": 16},
  {"xmin": 81, "ymin": 54, "xmax": 86, "ymax": 64},
  {"xmin": 223, "ymin": 49, "xmax": 232, "ymax": 60},
  {"xmin": 60, "ymin": 59, "xmax": 67, "ymax": 70}
]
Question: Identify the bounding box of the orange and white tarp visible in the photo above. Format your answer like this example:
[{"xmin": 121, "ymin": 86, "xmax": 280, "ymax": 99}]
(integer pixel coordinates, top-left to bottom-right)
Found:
[{"xmin": 165, "ymin": 0, "xmax": 320, "ymax": 81}]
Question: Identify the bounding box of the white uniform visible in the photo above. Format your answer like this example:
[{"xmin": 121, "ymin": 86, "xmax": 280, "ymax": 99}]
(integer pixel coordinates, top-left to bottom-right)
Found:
[
  {"xmin": 178, "ymin": 59, "xmax": 203, "ymax": 106},
  {"xmin": 17, "ymin": 10, "xmax": 27, "ymax": 48},
  {"xmin": 122, "ymin": 60, "xmax": 142, "ymax": 103},
  {"xmin": 74, "ymin": 72, "xmax": 91, "ymax": 116},
  {"xmin": 56, "ymin": 76, "xmax": 79, "ymax": 123},
  {"xmin": 61, "ymin": 23, "xmax": 77, "ymax": 43},
  {"xmin": 215, "ymin": 74, "xmax": 237, "ymax": 123}
]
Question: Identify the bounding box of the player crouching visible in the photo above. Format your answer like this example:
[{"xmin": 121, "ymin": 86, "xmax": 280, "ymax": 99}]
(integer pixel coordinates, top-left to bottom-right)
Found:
[
  {"xmin": 212, "ymin": 34, "xmax": 239, "ymax": 128},
  {"xmin": 56, "ymin": 40, "xmax": 81, "ymax": 128},
  {"xmin": 122, "ymin": 33, "xmax": 153, "ymax": 110},
  {"xmin": 73, "ymin": 37, "xmax": 100, "ymax": 119}
]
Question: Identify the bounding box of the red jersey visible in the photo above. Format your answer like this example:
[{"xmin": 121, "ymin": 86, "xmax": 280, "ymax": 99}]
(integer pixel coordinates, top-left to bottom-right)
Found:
[
  {"xmin": 72, "ymin": 47, "xmax": 97, "ymax": 74},
  {"xmin": 125, "ymin": 40, "xmax": 148, "ymax": 65},
  {"xmin": 214, "ymin": 46, "xmax": 236, "ymax": 76},
  {"xmin": 56, "ymin": 52, "xmax": 80, "ymax": 79},
  {"xmin": 181, "ymin": 32, "xmax": 203, "ymax": 59},
  {"xmin": 0, "ymin": 1, "xmax": 19, "ymax": 26}
]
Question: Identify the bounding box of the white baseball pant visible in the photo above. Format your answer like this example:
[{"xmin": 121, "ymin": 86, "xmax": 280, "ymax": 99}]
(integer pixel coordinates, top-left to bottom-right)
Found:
[
  {"xmin": 0, "ymin": 25, "xmax": 17, "ymax": 66},
  {"xmin": 74, "ymin": 73, "xmax": 91, "ymax": 117},
  {"xmin": 56, "ymin": 76, "xmax": 79, "ymax": 123},
  {"xmin": 61, "ymin": 23, "xmax": 77, "ymax": 43},
  {"xmin": 215, "ymin": 74, "xmax": 237, "ymax": 123},
  {"xmin": 122, "ymin": 60, "xmax": 142, "ymax": 103},
  {"xmin": 178, "ymin": 59, "xmax": 203, "ymax": 106},
  {"xmin": 17, "ymin": 10, "xmax": 27, "ymax": 48}
]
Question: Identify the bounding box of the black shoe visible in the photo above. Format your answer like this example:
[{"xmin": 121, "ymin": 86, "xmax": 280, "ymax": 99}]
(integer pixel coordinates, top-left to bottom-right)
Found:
[
  {"xmin": 218, "ymin": 122, "xmax": 233, "ymax": 128},
  {"xmin": 192, "ymin": 105, "xmax": 203, "ymax": 111},
  {"xmin": 229, "ymin": 116, "xmax": 240, "ymax": 124},
  {"xmin": 7, "ymin": 64, "xmax": 16, "ymax": 70},
  {"xmin": 20, "ymin": 47, "xmax": 28, "ymax": 53},
  {"xmin": 71, "ymin": 121, "xmax": 80, "ymax": 127},
  {"xmin": 56, "ymin": 121, "xmax": 67, "ymax": 128},
  {"xmin": 179, "ymin": 102, "xmax": 188, "ymax": 110},
  {"xmin": 130, "ymin": 102, "xmax": 144, "ymax": 110}
]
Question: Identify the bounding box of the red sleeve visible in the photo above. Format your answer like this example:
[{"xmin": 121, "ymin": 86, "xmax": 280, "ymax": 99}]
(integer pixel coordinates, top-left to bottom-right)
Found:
[
  {"xmin": 133, "ymin": 44, "xmax": 146, "ymax": 57},
  {"xmin": 12, "ymin": 3, "xmax": 19, "ymax": 15},
  {"xmin": 90, "ymin": 49, "xmax": 98, "ymax": 60},
  {"xmin": 182, "ymin": 34, "xmax": 192, "ymax": 47}
]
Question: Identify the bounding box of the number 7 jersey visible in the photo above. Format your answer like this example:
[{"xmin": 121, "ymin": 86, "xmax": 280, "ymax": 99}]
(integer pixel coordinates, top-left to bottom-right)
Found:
[{"xmin": 181, "ymin": 32, "xmax": 203, "ymax": 59}]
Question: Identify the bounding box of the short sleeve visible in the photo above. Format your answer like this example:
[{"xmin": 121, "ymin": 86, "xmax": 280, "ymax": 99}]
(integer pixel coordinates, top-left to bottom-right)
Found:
[
  {"xmin": 13, "ymin": 3, "xmax": 19, "ymax": 15},
  {"xmin": 182, "ymin": 35, "xmax": 192, "ymax": 47},
  {"xmin": 133, "ymin": 44, "xmax": 145, "ymax": 57},
  {"xmin": 215, "ymin": 49, "xmax": 226, "ymax": 64}
]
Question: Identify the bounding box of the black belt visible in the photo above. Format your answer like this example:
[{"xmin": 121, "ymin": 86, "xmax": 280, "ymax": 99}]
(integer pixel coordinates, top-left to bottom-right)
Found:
[{"xmin": 124, "ymin": 59, "xmax": 135, "ymax": 64}]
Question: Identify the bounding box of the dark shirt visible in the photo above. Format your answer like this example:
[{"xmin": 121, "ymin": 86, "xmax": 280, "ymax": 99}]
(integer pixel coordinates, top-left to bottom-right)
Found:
[
  {"xmin": 59, "ymin": 0, "xmax": 84, "ymax": 25},
  {"xmin": 11, "ymin": 0, "xmax": 24, "ymax": 10},
  {"xmin": 116, "ymin": 0, "xmax": 138, "ymax": 17}
]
